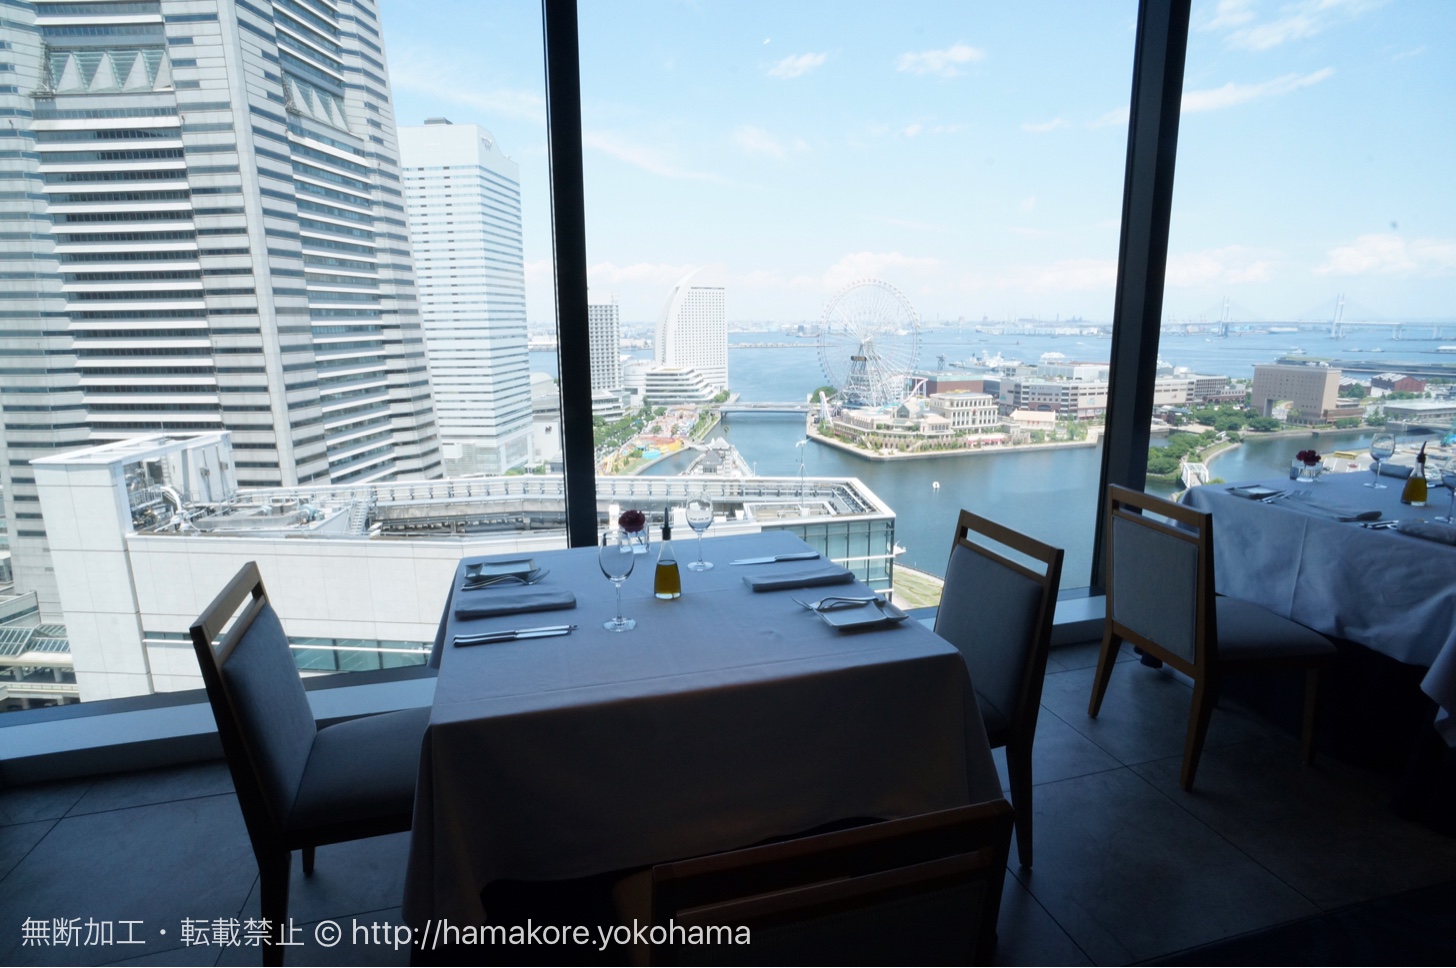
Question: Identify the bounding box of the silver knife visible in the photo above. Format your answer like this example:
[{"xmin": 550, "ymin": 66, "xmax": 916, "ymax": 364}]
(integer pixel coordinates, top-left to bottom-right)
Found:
[
  {"xmin": 453, "ymin": 624, "xmax": 576, "ymax": 646},
  {"xmin": 729, "ymin": 552, "xmax": 821, "ymax": 565}
]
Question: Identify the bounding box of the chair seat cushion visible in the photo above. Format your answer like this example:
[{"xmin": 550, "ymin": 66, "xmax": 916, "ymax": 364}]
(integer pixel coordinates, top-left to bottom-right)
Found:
[
  {"xmin": 287, "ymin": 705, "xmax": 429, "ymax": 838},
  {"xmin": 1215, "ymin": 597, "xmax": 1337, "ymax": 662}
]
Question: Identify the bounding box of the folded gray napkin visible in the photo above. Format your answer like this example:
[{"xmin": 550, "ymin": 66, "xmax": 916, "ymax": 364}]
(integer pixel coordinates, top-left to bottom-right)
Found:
[
  {"xmin": 1395, "ymin": 519, "xmax": 1456, "ymax": 545},
  {"xmin": 743, "ymin": 564, "xmax": 854, "ymax": 592},
  {"xmin": 1374, "ymin": 462, "xmax": 1413, "ymax": 479},
  {"xmin": 454, "ymin": 588, "xmax": 576, "ymax": 620},
  {"xmin": 1288, "ymin": 501, "xmax": 1382, "ymax": 523}
]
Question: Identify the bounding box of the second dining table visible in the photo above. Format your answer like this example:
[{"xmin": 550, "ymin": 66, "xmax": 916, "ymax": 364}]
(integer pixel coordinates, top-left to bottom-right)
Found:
[{"xmin": 401, "ymin": 529, "xmax": 1003, "ymax": 928}]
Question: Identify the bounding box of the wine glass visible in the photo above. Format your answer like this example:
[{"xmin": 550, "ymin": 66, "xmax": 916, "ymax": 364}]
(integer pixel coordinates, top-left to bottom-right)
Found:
[
  {"xmin": 1367, "ymin": 433, "xmax": 1396, "ymax": 489},
  {"xmin": 1439, "ymin": 457, "xmax": 1456, "ymax": 524},
  {"xmin": 684, "ymin": 491, "xmax": 714, "ymax": 572},
  {"xmin": 599, "ymin": 530, "xmax": 636, "ymax": 632}
]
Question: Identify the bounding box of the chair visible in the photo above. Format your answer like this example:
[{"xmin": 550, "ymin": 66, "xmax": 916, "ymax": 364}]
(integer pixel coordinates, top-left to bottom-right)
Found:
[
  {"xmin": 933, "ymin": 510, "xmax": 1063, "ymax": 868},
  {"xmin": 614, "ymin": 800, "xmax": 1014, "ymax": 966},
  {"xmin": 1088, "ymin": 485, "xmax": 1336, "ymax": 791},
  {"xmin": 190, "ymin": 562, "xmax": 429, "ymax": 966}
]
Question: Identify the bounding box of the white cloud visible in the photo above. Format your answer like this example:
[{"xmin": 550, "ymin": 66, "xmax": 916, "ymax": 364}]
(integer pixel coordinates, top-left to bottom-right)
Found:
[
  {"xmin": 902, "ymin": 123, "xmax": 923, "ymax": 138},
  {"xmin": 588, "ymin": 261, "xmax": 700, "ymax": 289},
  {"xmin": 735, "ymin": 269, "xmax": 819, "ymax": 291},
  {"xmin": 823, "ymin": 251, "xmax": 943, "ymax": 291},
  {"xmin": 896, "ymin": 43, "xmax": 984, "ymax": 78},
  {"xmin": 1088, "ymin": 106, "xmax": 1130, "ymax": 128},
  {"xmin": 767, "ymin": 52, "xmax": 828, "ymax": 79},
  {"xmin": 1393, "ymin": 46, "xmax": 1426, "ymax": 61},
  {"xmin": 1165, "ymin": 246, "xmax": 1277, "ymax": 287},
  {"xmin": 1315, "ymin": 234, "xmax": 1456, "ymax": 277},
  {"xmin": 1205, "ymin": 0, "xmax": 1386, "ymax": 51},
  {"xmin": 1019, "ymin": 196, "xmax": 1037, "ymax": 213},
  {"xmin": 1015, "ymin": 258, "xmax": 1119, "ymax": 292},
  {"xmin": 581, "ymin": 131, "xmax": 725, "ymax": 182},
  {"xmin": 389, "ymin": 47, "xmax": 545, "ymax": 124},
  {"xmin": 1022, "ymin": 117, "xmax": 1068, "ymax": 133},
  {"xmin": 1182, "ymin": 67, "xmax": 1334, "ymax": 113},
  {"xmin": 877, "ymin": 216, "xmax": 946, "ymax": 232},
  {"xmin": 733, "ymin": 125, "xmax": 806, "ymax": 159}
]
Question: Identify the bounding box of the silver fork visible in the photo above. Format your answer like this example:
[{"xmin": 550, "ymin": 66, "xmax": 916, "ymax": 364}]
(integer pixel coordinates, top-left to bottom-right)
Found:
[
  {"xmin": 791, "ymin": 595, "xmax": 880, "ymax": 612},
  {"xmin": 463, "ymin": 568, "xmax": 549, "ymax": 589}
]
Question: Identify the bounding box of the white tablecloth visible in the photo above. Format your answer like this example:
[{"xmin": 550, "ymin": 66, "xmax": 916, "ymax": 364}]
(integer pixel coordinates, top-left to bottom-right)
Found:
[
  {"xmin": 1183, "ymin": 473, "xmax": 1456, "ymax": 740},
  {"xmin": 402, "ymin": 531, "xmax": 1002, "ymax": 927}
]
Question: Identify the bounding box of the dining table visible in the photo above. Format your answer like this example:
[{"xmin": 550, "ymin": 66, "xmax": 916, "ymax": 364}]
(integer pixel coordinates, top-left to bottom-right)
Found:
[
  {"xmin": 1181, "ymin": 469, "xmax": 1456, "ymax": 742},
  {"xmin": 401, "ymin": 529, "xmax": 1003, "ymax": 929}
]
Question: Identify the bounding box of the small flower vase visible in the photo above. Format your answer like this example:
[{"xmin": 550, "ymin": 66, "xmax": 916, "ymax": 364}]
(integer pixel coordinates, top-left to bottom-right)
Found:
[
  {"xmin": 626, "ymin": 529, "xmax": 650, "ymax": 555},
  {"xmin": 1294, "ymin": 461, "xmax": 1322, "ymax": 483}
]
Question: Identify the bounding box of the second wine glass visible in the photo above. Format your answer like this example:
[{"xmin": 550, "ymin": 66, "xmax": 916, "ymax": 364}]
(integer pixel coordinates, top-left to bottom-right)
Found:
[
  {"xmin": 1367, "ymin": 433, "xmax": 1396, "ymax": 489},
  {"xmin": 599, "ymin": 529, "xmax": 636, "ymax": 631},
  {"xmin": 684, "ymin": 491, "xmax": 714, "ymax": 572}
]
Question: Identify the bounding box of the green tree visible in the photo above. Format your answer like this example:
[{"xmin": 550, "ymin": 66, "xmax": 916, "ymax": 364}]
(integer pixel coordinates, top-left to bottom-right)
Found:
[{"xmin": 1247, "ymin": 417, "xmax": 1281, "ymax": 432}]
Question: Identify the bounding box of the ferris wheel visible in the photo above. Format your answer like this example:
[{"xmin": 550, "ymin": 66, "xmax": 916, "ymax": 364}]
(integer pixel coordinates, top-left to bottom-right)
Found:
[{"xmin": 817, "ymin": 279, "xmax": 920, "ymax": 408}]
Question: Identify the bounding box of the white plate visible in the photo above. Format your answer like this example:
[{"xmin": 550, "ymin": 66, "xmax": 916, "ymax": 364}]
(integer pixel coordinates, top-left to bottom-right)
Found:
[
  {"xmin": 818, "ymin": 599, "xmax": 910, "ymax": 631},
  {"xmin": 465, "ymin": 558, "xmax": 537, "ymax": 580}
]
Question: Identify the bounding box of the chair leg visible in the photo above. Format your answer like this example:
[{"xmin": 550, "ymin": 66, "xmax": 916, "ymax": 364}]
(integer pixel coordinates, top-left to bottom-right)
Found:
[
  {"xmin": 1005, "ymin": 740, "xmax": 1035, "ymax": 869},
  {"xmin": 1181, "ymin": 677, "xmax": 1219, "ymax": 792},
  {"xmin": 1302, "ymin": 664, "xmax": 1323, "ymax": 766},
  {"xmin": 302, "ymin": 844, "xmax": 315, "ymax": 876},
  {"xmin": 259, "ymin": 850, "xmax": 291, "ymax": 967},
  {"xmin": 1088, "ymin": 630, "xmax": 1120, "ymax": 718}
]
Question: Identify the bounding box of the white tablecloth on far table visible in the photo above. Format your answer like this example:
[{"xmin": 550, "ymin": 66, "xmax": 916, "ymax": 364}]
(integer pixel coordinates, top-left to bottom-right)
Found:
[
  {"xmin": 402, "ymin": 530, "xmax": 1002, "ymax": 928},
  {"xmin": 1183, "ymin": 472, "xmax": 1456, "ymax": 741}
]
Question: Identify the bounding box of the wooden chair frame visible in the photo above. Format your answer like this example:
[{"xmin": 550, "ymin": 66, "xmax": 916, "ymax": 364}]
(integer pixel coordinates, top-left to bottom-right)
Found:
[
  {"xmin": 1089, "ymin": 485, "xmax": 1325, "ymax": 791},
  {"xmin": 645, "ymin": 799, "xmax": 1015, "ymax": 966},
  {"xmin": 190, "ymin": 562, "xmax": 415, "ymax": 965},
  {"xmin": 937, "ymin": 510, "xmax": 1063, "ymax": 868}
]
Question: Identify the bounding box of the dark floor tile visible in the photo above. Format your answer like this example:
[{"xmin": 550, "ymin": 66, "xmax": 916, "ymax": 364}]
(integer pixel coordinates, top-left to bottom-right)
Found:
[
  {"xmin": 990, "ymin": 709, "xmax": 1123, "ymax": 794},
  {"xmin": 994, "ymin": 869, "xmax": 1090, "ymax": 966},
  {"xmin": 0, "ymin": 819, "xmax": 53, "ymax": 881},
  {"xmin": 214, "ymin": 909, "xmax": 410, "ymax": 968},
  {"xmin": 67, "ymin": 764, "xmax": 233, "ymax": 818},
  {"xmin": 1131, "ymin": 738, "xmax": 1456, "ymax": 911},
  {"xmin": 0, "ymin": 779, "xmax": 93, "ymax": 827},
  {"xmin": 237, "ymin": 832, "xmax": 411, "ymax": 927},
  {"xmin": 1008, "ymin": 767, "xmax": 1317, "ymax": 963},
  {"xmin": 0, "ymin": 794, "xmax": 254, "ymax": 966},
  {"xmin": 1046, "ymin": 640, "xmax": 1135, "ymax": 674},
  {"xmin": 1038, "ymin": 664, "xmax": 1279, "ymax": 768}
]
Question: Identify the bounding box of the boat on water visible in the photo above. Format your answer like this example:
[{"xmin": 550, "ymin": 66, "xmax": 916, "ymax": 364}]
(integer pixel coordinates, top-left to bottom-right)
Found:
[{"xmin": 1439, "ymin": 346, "xmax": 1456, "ymax": 354}]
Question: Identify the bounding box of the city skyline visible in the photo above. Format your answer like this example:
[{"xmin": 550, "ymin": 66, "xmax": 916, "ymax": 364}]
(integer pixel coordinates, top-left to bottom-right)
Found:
[{"xmin": 378, "ymin": 0, "xmax": 1455, "ymax": 328}]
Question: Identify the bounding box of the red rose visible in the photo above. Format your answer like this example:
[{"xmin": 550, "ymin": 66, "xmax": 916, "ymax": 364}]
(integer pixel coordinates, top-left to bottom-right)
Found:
[
  {"xmin": 1296, "ymin": 450, "xmax": 1320, "ymax": 466},
  {"xmin": 618, "ymin": 509, "xmax": 646, "ymax": 533}
]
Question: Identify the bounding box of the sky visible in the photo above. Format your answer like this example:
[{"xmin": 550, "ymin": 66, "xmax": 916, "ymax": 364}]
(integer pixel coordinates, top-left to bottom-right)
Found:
[{"xmin": 377, "ymin": 0, "xmax": 1456, "ymax": 328}]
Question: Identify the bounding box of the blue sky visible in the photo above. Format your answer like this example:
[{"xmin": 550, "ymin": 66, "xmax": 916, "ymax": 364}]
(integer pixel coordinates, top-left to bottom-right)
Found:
[{"xmin": 379, "ymin": 0, "xmax": 1455, "ymax": 327}]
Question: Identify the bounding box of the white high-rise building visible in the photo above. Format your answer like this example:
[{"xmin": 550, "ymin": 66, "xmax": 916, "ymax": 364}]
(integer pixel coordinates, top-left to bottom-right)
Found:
[
  {"xmin": 655, "ymin": 265, "xmax": 728, "ymax": 391},
  {"xmin": 588, "ymin": 296, "xmax": 623, "ymax": 393},
  {"xmin": 0, "ymin": 0, "xmax": 442, "ymax": 620},
  {"xmin": 400, "ymin": 119, "xmax": 531, "ymax": 476}
]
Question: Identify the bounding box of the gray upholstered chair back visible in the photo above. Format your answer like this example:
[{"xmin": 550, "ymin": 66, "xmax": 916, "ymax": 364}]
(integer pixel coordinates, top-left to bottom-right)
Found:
[
  {"xmin": 217, "ymin": 601, "xmax": 317, "ymax": 823},
  {"xmin": 936, "ymin": 542, "xmax": 1044, "ymax": 726},
  {"xmin": 1109, "ymin": 511, "xmax": 1200, "ymax": 665}
]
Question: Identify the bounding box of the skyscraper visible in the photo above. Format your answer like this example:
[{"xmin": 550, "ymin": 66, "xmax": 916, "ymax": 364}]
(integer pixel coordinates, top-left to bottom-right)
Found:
[
  {"xmin": 399, "ymin": 119, "xmax": 531, "ymax": 476},
  {"xmin": 588, "ymin": 295, "xmax": 622, "ymax": 393},
  {"xmin": 0, "ymin": 0, "xmax": 441, "ymax": 619},
  {"xmin": 655, "ymin": 264, "xmax": 728, "ymax": 391}
]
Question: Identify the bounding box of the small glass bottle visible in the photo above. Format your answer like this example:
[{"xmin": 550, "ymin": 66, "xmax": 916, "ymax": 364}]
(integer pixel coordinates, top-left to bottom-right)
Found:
[
  {"xmin": 654, "ymin": 541, "xmax": 682, "ymax": 599},
  {"xmin": 1401, "ymin": 442, "xmax": 1428, "ymax": 507}
]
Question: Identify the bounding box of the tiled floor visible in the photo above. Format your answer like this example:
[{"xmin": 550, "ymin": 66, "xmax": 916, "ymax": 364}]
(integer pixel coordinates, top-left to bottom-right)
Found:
[{"xmin": 3, "ymin": 640, "xmax": 1455, "ymax": 966}]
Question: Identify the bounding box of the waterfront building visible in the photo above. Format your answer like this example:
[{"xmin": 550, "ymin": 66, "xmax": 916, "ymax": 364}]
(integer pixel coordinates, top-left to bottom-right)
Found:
[
  {"xmin": 32, "ymin": 432, "xmax": 894, "ymax": 700},
  {"xmin": 1251, "ymin": 364, "xmax": 1342, "ymax": 422},
  {"xmin": 655, "ymin": 265, "xmax": 728, "ymax": 391},
  {"xmin": 643, "ymin": 366, "xmax": 717, "ymax": 405},
  {"xmin": 588, "ymin": 296, "xmax": 624, "ymax": 393},
  {"xmin": 0, "ymin": 0, "xmax": 441, "ymax": 622},
  {"xmin": 400, "ymin": 119, "xmax": 531, "ymax": 476},
  {"xmin": 1371, "ymin": 373, "xmax": 1427, "ymax": 395},
  {"xmin": 926, "ymin": 392, "xmax": 1001, "ymax": 432}
]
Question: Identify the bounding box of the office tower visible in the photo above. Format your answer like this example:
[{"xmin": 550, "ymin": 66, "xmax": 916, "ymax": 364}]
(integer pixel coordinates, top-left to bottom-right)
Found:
[
  {"xmin": 0, "ymin": 0, "xmax": 441, "ymax": 619},
  {"xmin": 655, "ymin": 264, "xmax": 728, "ymax": 391},
  {"xmin": 1251, "ymin": 364, "xmax": 1341, "ymax": 422},
  {"xmin": 588, "ymin": 296, "xmax": 623, "ymax": 393},
  {"xmin": 400, "ymin": 119, "xmax": 531, "ymax": 476}
]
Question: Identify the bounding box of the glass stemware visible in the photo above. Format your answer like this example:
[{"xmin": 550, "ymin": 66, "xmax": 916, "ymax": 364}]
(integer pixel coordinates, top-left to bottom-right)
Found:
[
  {"xmin": 1367, "ymin": 433, "xmax": 1396, "ymax": 489},
  {"xmin": 684, "ymin": 491, "xmax": 714, "ymax": 572},
  {"xmin": 1439, "ymin": 458, "xmax": 1456, "ymax": 524},
  {"xmin": 599, "ymin": 530, "xmax": 636, "ymax": 631}
]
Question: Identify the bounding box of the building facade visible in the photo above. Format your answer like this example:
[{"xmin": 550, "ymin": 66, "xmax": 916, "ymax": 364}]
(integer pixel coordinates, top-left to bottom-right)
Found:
[
  {"xmin": 0, "ymin": 0, "xmax": 442, "ymax": 619},
  {"xmin": 1251, "ymin": 364, "xmax": 1341, "ymax": 422},
  {"xmin": 400, "ymin": 119, "xmax": 530, "ymax": 476},
  {"xmin": 588, "ymin": 296, "xmax": 622, "ymax": 393},
  {"xmin": 655, "ymin": 264, "xmax": 727, "ymax": 391}
]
